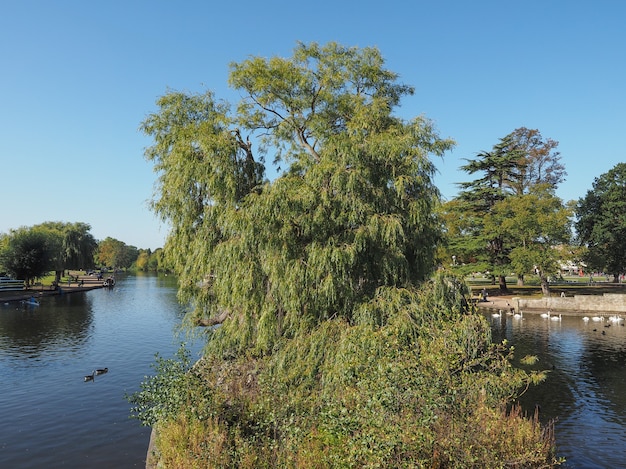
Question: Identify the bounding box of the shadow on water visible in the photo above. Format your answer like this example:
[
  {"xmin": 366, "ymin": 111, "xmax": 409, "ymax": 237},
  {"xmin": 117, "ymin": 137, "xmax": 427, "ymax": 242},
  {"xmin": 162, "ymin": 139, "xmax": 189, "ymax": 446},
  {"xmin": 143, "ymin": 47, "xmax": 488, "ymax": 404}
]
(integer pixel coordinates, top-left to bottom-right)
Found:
[{"xmin": 487, "ymin": 312, "xmax": 626, "ymax": 468}]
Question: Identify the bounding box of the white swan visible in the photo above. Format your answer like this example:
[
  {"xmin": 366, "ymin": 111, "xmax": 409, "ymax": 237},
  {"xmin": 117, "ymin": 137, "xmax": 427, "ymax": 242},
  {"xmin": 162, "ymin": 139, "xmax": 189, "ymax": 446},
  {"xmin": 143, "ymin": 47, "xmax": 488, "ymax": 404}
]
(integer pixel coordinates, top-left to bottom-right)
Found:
[
  {"xmin": 540, "ymin": 310, "xmax": 551, "ymax": 319},
  {"xmin": 513, "ymin": 310, "xmax": 523, "ymax": 319},
  {"xmin": 582, "ymin": 316, "xmax": 590, "ymax": 322},
  {"xmin": 550, "ymin": 314, "xmax": 562, "ymax": 321},
  {"xmin": 608, "ymin": 315, "xmax": 624, "ymax": 323},
  {"xmin": 492, "ymin": 310, "xmax": 502, "ymax": 318},
  {"xmin": 591, "ymin": 316, "xmax": 604, "ymax": 322}
]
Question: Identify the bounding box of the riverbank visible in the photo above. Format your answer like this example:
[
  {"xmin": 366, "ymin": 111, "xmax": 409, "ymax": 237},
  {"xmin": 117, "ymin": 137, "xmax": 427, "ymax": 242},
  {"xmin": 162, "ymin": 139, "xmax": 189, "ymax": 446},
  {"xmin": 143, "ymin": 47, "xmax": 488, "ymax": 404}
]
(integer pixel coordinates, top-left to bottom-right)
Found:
[
  {"xmin": 475, "ymin": 293, "xmax": 624, "ymax": 316},
  {"xmin": 472, "ymin": 283, "xmax": 626, "ymax": 316},
  {"xmin": 0, "ymin": 275, "xmax": 110, "ymax": 303}
]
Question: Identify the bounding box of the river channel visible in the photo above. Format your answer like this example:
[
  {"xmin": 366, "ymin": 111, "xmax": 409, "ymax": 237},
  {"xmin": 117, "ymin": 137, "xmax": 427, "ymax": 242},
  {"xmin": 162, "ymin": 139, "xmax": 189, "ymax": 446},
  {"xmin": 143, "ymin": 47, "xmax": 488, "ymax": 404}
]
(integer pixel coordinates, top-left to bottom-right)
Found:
[
  {"xmin": 0, "ymin": 273, "xmax": 202, "ymax": 468},
  {"xmin": 486, "ymin": 310, "xmax": 626, "ymax": 468},
  {"xmin": 1, "ymin": 275, "xmax": 625, "ymax": 468}
]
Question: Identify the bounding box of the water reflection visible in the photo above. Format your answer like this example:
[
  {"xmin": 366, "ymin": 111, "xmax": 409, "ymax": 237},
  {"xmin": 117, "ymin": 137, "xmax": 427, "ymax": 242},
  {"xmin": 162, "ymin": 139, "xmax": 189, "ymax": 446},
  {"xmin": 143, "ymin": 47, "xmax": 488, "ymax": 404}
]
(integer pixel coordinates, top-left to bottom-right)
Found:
[
  {"xmin": 486, "ymin": 311, "xmax": 626, "ymax": 468},
  {"xmin": 0, "ymin": 274, "xmax": 201, "ymax": 469},
  {"xmin": 0, "ymin": 293, "xmax": 94, "ymax": 364}
]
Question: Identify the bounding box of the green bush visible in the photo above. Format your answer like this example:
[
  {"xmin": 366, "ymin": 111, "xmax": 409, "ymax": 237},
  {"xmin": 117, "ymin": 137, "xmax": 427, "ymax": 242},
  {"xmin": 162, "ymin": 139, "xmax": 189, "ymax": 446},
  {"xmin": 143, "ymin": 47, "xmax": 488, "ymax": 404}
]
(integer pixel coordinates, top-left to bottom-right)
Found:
[
  {"xmin": 133, "ymin": 275, "xmax": 562, "ymax": 467},
  {"xmin": 126, "ymin": 344, "xmax": 213, "ymax": 427}
]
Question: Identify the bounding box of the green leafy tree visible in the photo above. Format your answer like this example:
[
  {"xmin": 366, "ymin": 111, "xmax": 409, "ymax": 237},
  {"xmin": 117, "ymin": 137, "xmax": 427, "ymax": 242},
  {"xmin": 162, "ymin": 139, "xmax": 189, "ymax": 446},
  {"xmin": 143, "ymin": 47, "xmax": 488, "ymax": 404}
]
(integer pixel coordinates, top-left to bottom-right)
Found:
[
  {"xmin": 0, "ymin": 227, "xmax": 55, "ymax": 285},
  {"xmin": 506, "ymin": 127, "xmax": 566, "ymax": 195},
  {"xmin": 120, "ymin": 245, "xmax": 139, "ymax": 269},
  {"xmin": 437, "ymin": 198, "xmax": 490, "ymax": 276},
  {"xmin": 144, "ymin": 41, "xmax": 454, "ymax": 354},
  {"xmin": 96, "ymin": 237, "xmax": 137, "ymax": 269},
  {"xmin": 34, "ymin": 221, "xmax": 97, "ymax": 282},
  {"xmin": 61, "ymin": 222, "xmax": 97, "ymax": 271},
  {"xmin": 453, "ymin": 135, "xmax": 520, "ymax": 290},
  {"xmin": 448, "ymin": 128, "xmax": 566, "ymax": 289},
  {"xmin": 135, "ymin": 249, "xmax": 150, "ymax": 271},
  {"xmin": 0, "ymin": 233, "xmax": 8, "ymax": 273},
  {"xmin": 576, "ymin": 162, "xmax": 626, "ymax": 280},
  {"xmin": 485, "ymin": 187, "xmax": 572, "ymax": 295},
  {"xmin": 148, "ymin": 248, "xmax": 165, "ymax": 271},
  {"xmin": 139, "ymin": 43, "xmax": 560, "ymax": 467}
]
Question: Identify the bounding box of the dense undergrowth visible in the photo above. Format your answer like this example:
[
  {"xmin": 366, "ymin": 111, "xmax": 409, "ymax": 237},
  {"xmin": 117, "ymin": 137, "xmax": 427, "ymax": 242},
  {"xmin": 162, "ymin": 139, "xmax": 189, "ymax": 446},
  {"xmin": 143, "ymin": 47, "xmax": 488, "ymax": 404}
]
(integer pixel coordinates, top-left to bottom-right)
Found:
[{"xmin": 128, "ymin": 275, "xmax": 562, "ymax": 468}]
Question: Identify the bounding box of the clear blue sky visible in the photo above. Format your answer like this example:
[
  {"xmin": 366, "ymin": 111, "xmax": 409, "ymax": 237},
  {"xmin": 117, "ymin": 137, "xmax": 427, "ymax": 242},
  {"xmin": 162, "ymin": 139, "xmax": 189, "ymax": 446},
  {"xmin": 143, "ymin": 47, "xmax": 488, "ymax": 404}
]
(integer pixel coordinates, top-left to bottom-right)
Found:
[{"xmin": 2, "ymin": 1, "xmax": 624, "ymax": 250}]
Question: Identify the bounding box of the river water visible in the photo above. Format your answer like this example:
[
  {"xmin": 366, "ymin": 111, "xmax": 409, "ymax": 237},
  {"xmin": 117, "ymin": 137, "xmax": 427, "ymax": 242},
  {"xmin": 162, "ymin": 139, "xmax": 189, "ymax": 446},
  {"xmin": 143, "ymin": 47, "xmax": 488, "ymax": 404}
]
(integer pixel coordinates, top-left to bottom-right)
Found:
[
  {"xmin": 487, "ymin": 311, "xmax": 626, "ymax": 469},
  {"xmin": 1, "ymin": 276, "xmax": 625, "ymax": 468},
  {"xmin": 0, "ymin": 273, "xmax": 202, "ymax": 468}
]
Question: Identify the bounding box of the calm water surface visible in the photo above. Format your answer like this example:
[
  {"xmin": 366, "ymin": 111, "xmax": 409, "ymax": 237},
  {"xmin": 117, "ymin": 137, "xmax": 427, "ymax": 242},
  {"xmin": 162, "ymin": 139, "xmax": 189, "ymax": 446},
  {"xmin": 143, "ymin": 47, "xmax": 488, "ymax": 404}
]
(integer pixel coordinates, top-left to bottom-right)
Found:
[
  {"xmin": 487, "ymin": 311, "xmax": 626, "ymax": 469},
  {"xmin": 2, "ymin": 277, "xmax": 625, "ymax": 468},
  {"xmin": 0, "ymin": 273, "xmax": 202, "ymax": 468}
]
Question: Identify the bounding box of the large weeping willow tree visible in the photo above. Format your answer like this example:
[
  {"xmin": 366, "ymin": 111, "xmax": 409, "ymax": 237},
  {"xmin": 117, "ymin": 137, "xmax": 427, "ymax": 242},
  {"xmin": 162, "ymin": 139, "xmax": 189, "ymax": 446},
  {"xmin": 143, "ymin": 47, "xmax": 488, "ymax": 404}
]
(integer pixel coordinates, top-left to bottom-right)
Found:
[
  {"xmin": 138, "ymin": 43, "xmax": 560, "ymax": 467},
  {"xmin": 143, "ymin": 42, "xmax": 453, "ymax": 355}
]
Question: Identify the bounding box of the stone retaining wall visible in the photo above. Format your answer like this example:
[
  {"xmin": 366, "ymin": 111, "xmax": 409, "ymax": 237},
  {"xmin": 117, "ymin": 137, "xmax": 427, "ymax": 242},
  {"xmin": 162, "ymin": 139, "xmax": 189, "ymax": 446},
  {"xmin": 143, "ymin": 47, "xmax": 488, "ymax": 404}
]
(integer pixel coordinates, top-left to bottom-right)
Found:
[{"xmin": 513, "ymin": 293, "xmax": 626, "ymax": 314}]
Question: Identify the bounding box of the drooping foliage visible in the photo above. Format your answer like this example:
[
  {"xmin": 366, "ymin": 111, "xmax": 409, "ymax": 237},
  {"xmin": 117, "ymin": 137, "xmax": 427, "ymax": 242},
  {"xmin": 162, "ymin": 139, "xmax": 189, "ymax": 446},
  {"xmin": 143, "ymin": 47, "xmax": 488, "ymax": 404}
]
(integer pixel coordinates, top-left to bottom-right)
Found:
[
  {"xmin": 143, "ymin": 42, "xmax": 454, "ymax": 355},
  {"xmin": 33, "ymin": 221, "xmax": 97, "ymax": 282},
  {"xmin": 138, "ymin": 43, "xmax": 561, "ymax": 467},
  {"xmin": 0, "ymin": 222, "xmax": 97, "ymax": 285}
]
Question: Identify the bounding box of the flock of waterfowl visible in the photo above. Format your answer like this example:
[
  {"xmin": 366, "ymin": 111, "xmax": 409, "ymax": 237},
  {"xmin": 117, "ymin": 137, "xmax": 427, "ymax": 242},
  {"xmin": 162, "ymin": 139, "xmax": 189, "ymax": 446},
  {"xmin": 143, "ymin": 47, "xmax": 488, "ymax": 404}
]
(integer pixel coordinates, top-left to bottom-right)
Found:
[
  {"xmin": 84, "ymin": 367, "xmax": 109, "ymax": 382},
  {"xmin": 581, "ymin": 314, "xmax": 625, "ymax": 324},
  {"xmin": 491, "ymin": 308, "xmax": 626, "ymax": 325}
]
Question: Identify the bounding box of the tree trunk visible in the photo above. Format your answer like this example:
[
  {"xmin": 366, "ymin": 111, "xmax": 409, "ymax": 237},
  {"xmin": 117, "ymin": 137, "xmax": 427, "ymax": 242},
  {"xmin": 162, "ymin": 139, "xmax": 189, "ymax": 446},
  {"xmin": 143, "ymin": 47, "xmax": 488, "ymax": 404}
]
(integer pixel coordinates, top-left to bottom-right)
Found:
[
  {"xmin": 498, "ymin": 275, "xmax": 508, "ymax": 292},
  {"xmin": 540, "ymin": 275, "xmax": 551, "ymax": 296}
]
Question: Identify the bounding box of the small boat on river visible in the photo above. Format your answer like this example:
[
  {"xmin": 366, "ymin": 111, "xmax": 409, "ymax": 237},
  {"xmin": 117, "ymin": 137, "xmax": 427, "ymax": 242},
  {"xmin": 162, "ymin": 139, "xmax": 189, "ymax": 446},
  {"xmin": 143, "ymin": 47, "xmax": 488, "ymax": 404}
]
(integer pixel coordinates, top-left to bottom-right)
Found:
[{"xmin": 21, "ymin": 297, "xmax": 40, "ymax": 306}]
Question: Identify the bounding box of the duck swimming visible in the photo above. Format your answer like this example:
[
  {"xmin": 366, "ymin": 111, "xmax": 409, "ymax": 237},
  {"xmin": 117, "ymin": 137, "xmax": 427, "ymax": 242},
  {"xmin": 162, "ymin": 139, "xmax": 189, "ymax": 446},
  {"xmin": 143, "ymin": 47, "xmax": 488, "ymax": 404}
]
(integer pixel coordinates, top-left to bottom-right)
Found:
[
  {"xmin": 84, "ymin": 371, "xmax": 95, "ymax": 382},
  {"xmin": 95, "ymin": 368, "xmax": 108, "ymax": 375}
]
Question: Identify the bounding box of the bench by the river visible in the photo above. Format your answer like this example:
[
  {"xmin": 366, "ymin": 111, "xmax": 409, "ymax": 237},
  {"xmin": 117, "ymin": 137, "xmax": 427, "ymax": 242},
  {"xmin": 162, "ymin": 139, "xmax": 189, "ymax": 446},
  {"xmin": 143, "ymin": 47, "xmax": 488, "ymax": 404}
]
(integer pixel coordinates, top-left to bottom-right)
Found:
[{"xmin": 0, "ymin": 277, "xmax": 25, "ymax": 291}]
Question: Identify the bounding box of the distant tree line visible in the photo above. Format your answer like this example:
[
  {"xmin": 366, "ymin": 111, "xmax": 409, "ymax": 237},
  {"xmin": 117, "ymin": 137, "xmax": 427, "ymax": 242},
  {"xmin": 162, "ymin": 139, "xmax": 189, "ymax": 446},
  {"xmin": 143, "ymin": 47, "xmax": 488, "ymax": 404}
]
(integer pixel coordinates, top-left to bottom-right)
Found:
[{"xmin": 0, "ymin": 222, "xmax": 166, "ymax": 285}]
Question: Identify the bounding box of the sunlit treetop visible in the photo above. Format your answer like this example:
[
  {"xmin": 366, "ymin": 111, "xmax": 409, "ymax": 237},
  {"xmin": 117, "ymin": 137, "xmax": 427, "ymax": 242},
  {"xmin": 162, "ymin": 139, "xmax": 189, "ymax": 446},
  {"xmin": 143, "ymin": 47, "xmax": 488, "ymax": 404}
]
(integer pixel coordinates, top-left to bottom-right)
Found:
[{"xmin": 142, "ymin": 42, "xmax": 455, "ymax": 356}]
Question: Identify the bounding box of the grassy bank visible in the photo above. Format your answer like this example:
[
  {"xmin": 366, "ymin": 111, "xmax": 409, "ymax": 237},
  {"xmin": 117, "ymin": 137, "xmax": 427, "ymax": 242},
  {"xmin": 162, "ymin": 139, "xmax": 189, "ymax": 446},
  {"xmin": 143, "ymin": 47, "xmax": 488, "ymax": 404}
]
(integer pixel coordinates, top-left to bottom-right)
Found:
[{"xmin": 467, "ymin": 275, "xmax": 626, "ymax": 299}]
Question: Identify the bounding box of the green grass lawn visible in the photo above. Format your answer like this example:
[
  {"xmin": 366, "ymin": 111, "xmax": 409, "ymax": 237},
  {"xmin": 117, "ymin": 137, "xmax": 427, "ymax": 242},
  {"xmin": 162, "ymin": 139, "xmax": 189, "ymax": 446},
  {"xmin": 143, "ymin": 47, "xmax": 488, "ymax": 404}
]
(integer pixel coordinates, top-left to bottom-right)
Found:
[{"xmin": 0, "ymin": 271, "xmax": 88, "ymax": 300}]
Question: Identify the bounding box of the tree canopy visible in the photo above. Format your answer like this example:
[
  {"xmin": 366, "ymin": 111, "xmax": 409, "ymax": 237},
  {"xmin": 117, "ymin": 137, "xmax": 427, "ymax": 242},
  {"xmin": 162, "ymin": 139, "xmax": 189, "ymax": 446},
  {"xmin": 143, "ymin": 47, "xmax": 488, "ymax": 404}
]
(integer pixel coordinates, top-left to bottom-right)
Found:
[
  {"xmin": 445, "ymin": 128, "xmax": 569, "ymax": 292},
  {"xmin": 485, "ymin": 186, "xmax": 572, "ymax": 295},
  {"xmin": 144, "ymin": 41, "xmax": 455, "ymax": 355},
  {"xmin": 35, "ymin": 221, "xmax": 97, "ymax": 282},
  {"xmin": 0, "ymin": 222, "xmax": 98, "ymax": 284},
  {"xmin": 137, "ymin": 43, "xmax": 560, "ymax": 467},
  {"xmin": 96, "ymin": 237, "xmax": 139, "ymax": 269},
  {"xmin": 576, "ymin": 162, "xmax": 626, "ymax": 280},
  {"xmin": 0, "ymin": 227, "xmax": 54, "ymax": 285}
]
